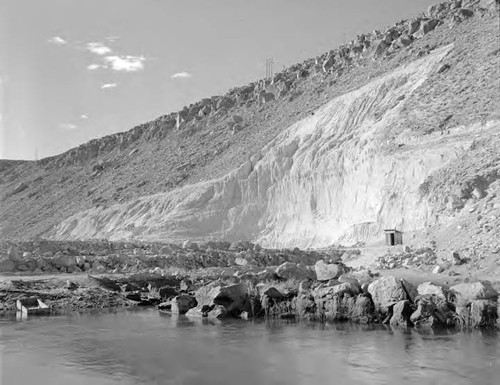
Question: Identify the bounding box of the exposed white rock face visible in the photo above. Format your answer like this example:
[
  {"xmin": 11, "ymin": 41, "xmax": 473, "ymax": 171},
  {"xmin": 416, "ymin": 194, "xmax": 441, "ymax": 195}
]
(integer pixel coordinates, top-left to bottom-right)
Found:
[{"xmin": 48, "ymin": 45, "xmax": 496, "ymax": 248}]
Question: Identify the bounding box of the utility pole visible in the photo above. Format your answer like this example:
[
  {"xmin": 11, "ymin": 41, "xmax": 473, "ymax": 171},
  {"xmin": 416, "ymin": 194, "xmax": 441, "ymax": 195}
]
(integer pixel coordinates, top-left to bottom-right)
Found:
[{"xmin": 265, "ymin": 57, "xmax": 274, "ymax": 80}]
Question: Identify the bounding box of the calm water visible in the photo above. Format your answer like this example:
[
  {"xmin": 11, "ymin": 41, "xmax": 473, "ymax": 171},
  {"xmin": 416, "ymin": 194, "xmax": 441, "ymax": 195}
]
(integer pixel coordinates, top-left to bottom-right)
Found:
[{"xmin": 0, "ymin": 309, "xmax": 499, "ymax": 385}]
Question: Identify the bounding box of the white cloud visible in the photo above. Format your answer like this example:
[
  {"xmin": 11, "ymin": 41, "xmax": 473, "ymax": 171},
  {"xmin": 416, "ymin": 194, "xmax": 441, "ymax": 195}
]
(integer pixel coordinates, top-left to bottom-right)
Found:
[
  {"xmin": 106, "ymin": 36, "xmax": 120, "ymax": 42},
  {"xmin": 48, "ymin": 36, "xmax": 67, "ymax": 45},
  {"xmin": 103, "ymin": 55, "xmax": 145, "ymax": 72},
  {"xmin": 101, "ymin": 83, "xmax": 117, "ymax": 89},
  {"xmin": 86, "ymin": 42, "xmax": 112, "ymax": 55},
  {"xmin": 80, "ymin": 114, "xmax": 89, "ymax": 119},
  {"xmin": 59, "ymin": 123, "xmax": 77, "ymax": 130},
  {"xmin": 87, "ymin": 64, "xmax": 105, "ymax": 71},
  {"xmin": 171, "ymin": 72, "xmax": 193, "ymax": 79}
]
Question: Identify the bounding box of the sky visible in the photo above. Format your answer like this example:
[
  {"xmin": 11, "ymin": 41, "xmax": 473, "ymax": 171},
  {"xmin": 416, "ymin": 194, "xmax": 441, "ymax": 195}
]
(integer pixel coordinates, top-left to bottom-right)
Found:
[{"xmin": 0, "ymin": 0, "xmax": 437, "ymax": 160}]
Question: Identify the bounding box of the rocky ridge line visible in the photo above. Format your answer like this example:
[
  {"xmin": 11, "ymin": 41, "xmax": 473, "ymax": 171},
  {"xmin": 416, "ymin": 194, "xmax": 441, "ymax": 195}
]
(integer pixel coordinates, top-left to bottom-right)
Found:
[{"xmin": 34, "ymin": 0, "xmax": 498, "ymax": 168}]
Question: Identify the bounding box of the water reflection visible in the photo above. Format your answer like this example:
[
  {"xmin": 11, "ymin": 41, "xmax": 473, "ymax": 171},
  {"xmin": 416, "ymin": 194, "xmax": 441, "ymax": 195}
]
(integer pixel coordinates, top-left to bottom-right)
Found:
[{"xmin": 1, "ymin": 309, "xmax": 499, "ymax": 385}]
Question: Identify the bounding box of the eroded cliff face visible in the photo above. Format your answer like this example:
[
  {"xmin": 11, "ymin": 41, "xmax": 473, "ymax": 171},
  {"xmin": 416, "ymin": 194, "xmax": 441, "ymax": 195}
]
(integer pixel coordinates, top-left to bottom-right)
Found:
[{"xmin": 47, "ymin": 44, "xmax": 500, "ymax": 248}]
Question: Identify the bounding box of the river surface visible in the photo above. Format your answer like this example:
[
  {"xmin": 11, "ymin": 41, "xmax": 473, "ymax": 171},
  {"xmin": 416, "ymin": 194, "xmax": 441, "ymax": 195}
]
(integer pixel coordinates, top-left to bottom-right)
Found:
[{"xmin": 0, "ymin": 309, "xmax": 499, "ymax": 385}]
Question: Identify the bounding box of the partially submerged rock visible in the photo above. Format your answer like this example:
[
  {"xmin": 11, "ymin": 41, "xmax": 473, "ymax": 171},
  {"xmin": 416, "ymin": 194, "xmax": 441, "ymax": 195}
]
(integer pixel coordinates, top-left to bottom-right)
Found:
[
  {"xmin": 390, "ymin": 300, "xmax": 414, "ymax": 328},
  {"xmin": 171, "ymin": 295, "xmax": 198, "ymax": 315},
  {"xmin": 186, "ymin": 282, "xmax": 249, "ymax": 318}
]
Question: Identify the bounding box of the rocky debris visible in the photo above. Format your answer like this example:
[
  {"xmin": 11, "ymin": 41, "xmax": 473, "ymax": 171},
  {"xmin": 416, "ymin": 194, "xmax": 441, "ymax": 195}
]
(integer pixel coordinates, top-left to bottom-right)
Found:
[
  {"xmin": 0, "ymin": 240, "xmax": 336, "ymax": 275},
  {"xmin": 376, "ymin": 247, "xmax": 438, "ymax": 269}
]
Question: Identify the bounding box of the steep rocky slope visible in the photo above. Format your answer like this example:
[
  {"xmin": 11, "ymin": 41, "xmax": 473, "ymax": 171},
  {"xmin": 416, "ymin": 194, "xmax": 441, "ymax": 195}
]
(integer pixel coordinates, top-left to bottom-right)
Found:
[{"xmin": 1, "ymin": 1, "xmax": 499, "ymax": 264}]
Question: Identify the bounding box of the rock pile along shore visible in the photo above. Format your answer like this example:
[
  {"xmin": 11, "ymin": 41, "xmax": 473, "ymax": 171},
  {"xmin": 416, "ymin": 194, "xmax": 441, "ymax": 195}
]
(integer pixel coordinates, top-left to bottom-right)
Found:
[{"xmin": 1, "ymin": 240, "xmax": 498, "ymax": 330}]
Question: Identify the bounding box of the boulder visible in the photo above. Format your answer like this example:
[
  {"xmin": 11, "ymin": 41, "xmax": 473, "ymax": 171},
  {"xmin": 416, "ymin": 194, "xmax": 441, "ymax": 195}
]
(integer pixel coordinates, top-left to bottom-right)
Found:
[
  {"xmin": 276, "ymin": 262, "xmax": 314, "ymax": 281},
  {"xmin": 216, "ymin": 97, "xmax": 235, "ymax": 110},
  {"xmin": 373, "ymin": 40, "xmax": 389, "ymax": 56},
  {"xmin": 413, "ymin": 19, "xmax": 439, "ymax": 39},
  {"xmin": 7, "ymin": 246, "xmax": 22, "ymax": 262},
  {"xmin": 159, "ymin": 286, "xmax": 179, "ymax": 300},
  {"xmin": 171, "ymin": 295, "xmax": 198, "ymax": 315},
  {"xmin": 52, "ymin": 254, "xmax": 77, "ymax": 269},
  {"xmin": 186, "ymin": 282, "xmax": 248, "ymax": 318},
  {"xmin": 451, "ymin": 251, "xmax": 463, "ymax": 265},
  {"xmin": 410, "ymin": 296, "xmax": 452, "ymax": 328},
  {"xmin": 256, "ymin": 267, "xmax": 278, "ymax": 282},
  {"xmin": 455, "ymin": 7, "xmax": 475, "ymax": 20},
  {"xmin": 426, "ymin": 2, "xmax": 449, "ymax": 18},
  {"xmin": 450, "ymin": 281, "xmax": 498, "ymax": 301},
  {"xmin": 232, "ymin": 114, "xmax": 243, "ymax": 124},
  {"xmin": 261, "ymin": 287, "xmax": 285, "ymax": 300},
  {"xmin": 367, "ymin": 276, "xmax": 416, "ymax": 313},
  {"xmin": 417, "ymin": 282, "xmax": 449, "ymax": 300},
  {"xmin": 351, "ymin": 295, "xmax": 376, "ymax": 324},
  {"xmin": 456, "ymin": 299, "xmax": 498, "ymax": 329},
  {"xmin": 314, "ymin": 282, "xmax": 359, "ymax": 299},
  {"xmin": 260, "ymin": 287, "xmax": 287, "ymax": 314},
  {"xmin": 393, "ymin": 34, "xmax": 413, "ymax": 48},
  {"xmin": 298, "ymin": 280, "xmax": 313, "ymax": 293},
  {"xmin": 315, "ymin": 260, "xmax": 345, "ymax": 281},
  {"xmin": 408, "ymin": 19, "xmax": 422, "ymax": 35},
  {"xmin": 338, "ymin": 275, "xmax": 361, "ymax": 290},
  {"xmin": 0, "ymin": 259, "xmax": 16, "ymax": 272},
  {"xmin": 390, "ymin": 300, "xmax": 414, "ymax": 328}
]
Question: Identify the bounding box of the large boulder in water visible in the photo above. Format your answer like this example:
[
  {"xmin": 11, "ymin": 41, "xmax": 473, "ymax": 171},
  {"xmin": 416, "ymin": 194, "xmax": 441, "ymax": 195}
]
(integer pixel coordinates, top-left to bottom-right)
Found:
[
  {"xmin": 367, "ymin": 276, "xmax": 416, "ymax": 314},
  {"xmin": 186, "ymin": 282, "xmax": 248, "ymax": 318}
]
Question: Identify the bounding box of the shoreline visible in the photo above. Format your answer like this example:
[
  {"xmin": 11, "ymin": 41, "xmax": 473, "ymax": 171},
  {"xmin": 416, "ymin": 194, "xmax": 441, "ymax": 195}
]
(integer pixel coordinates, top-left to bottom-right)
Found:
[
  {"xmin": 1, "ymin": 240, "xmax": 499, "ymax": 330},
  {"xmin": 2, "ymin": 267, "xmax": 498, "ymax": 331}
]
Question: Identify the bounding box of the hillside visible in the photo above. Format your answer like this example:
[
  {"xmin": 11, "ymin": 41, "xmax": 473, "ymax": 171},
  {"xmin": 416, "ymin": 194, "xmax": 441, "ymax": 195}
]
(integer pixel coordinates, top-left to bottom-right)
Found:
[{"xmin": 1, "ymin": 0, "xmax": 499, "ymax": 272}]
